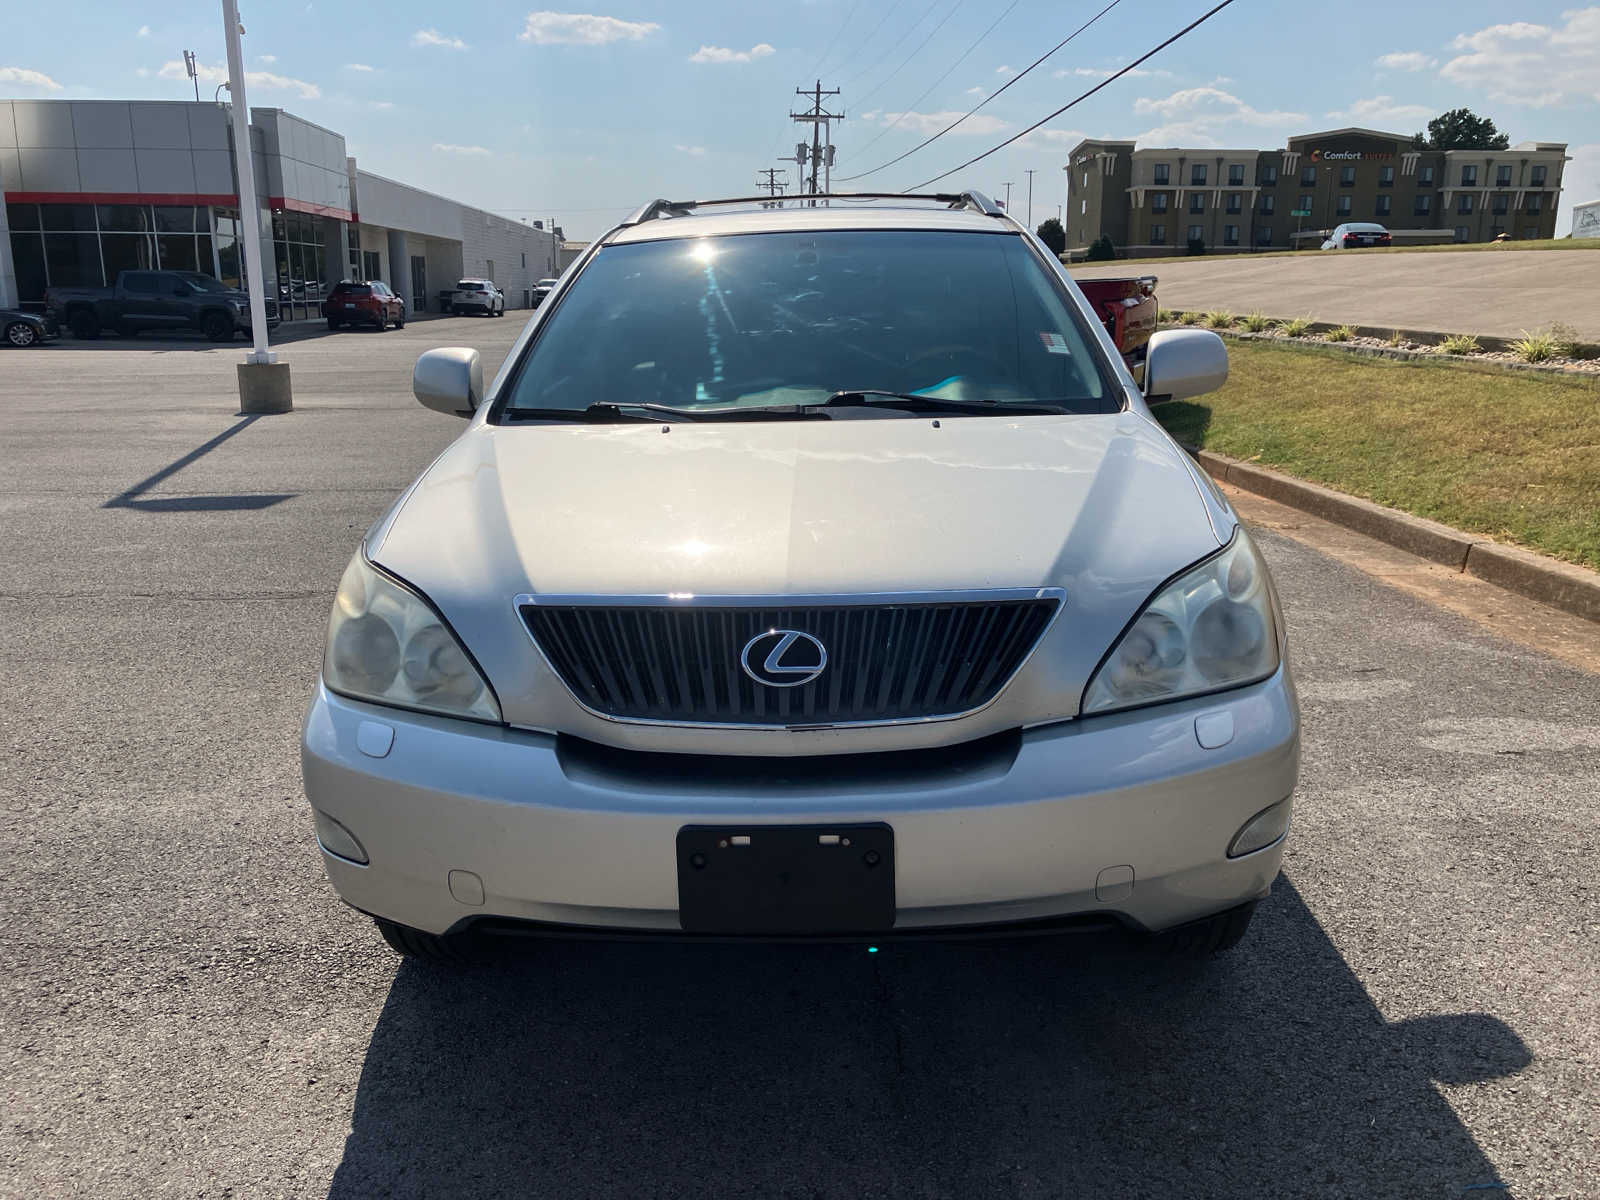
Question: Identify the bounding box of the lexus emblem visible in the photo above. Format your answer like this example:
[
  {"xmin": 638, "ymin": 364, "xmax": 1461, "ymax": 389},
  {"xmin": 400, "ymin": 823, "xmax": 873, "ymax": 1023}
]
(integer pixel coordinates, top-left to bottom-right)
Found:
[{"xmin": 740, "ymin": 629, "xmax": 828, "ymax": 688}]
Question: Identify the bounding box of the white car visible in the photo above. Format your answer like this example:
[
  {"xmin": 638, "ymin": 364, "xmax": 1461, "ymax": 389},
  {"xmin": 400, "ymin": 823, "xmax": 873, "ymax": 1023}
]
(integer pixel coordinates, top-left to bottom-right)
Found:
[
  {"xmin": 531, "ymin": 277, "xmax": 561, "ymax": 307},
  {"xmin": 302, "ymin": 192, "xmax": 1299, "ymax": 964},
  {"xmin": 452, "ymin": 279, "xmax": 504, "ymax": 317}
]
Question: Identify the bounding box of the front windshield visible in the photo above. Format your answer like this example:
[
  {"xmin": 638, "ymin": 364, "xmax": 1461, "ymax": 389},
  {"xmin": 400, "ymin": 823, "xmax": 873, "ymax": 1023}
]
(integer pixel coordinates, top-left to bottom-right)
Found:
[
  {"xmin": 502, "ymin": 229, "xmax": 1116, "ymax": 417},
  {"xmin": 179, "ymin": 272, "xmax": 231, "ymax": 293}
]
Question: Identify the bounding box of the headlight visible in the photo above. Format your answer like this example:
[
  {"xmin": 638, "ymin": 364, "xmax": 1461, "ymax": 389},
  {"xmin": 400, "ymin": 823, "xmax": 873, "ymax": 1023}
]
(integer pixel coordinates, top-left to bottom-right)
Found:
[
  {"xmin": 1083, "ymin": 528, "xmax": 1280, "ymax": 715},
  {"xmin": 323, "ymin": 552, "xmax": 501, "ymax": 722}
]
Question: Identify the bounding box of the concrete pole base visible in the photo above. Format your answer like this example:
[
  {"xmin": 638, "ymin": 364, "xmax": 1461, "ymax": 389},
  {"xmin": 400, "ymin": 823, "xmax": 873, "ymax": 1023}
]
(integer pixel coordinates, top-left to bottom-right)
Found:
[{"xmin": 237, "ymin": 362, "xmax": 292, "ymax": 414}]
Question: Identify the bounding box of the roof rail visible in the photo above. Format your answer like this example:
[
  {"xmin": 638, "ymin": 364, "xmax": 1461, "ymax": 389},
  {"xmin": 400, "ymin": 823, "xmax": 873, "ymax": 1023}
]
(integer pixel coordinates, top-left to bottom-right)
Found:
[{"xmin": 618, "ymin": 191, "xmax": 1010, "ymax": 226}]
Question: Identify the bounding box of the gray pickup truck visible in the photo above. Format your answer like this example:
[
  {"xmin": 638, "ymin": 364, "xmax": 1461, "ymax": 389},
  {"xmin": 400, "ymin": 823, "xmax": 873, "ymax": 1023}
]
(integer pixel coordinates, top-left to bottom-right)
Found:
[{"xmin": 45, "ymin": 270, "xmax": 280, "ymax": 342}]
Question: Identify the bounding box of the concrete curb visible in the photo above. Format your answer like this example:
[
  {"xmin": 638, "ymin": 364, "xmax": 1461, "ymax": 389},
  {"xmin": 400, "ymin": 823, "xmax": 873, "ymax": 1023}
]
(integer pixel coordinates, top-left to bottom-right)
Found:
[{"xmin": 1187, "ymin": 447, "xmax": 1600, "ymax": 624}]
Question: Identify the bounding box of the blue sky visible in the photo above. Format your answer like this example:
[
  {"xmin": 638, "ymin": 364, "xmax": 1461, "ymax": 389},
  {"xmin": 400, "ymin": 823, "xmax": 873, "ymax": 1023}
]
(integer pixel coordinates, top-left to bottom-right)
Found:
[{"xmin": 7, "ymin": 1, "xmax": 1598, "ymax": 239}]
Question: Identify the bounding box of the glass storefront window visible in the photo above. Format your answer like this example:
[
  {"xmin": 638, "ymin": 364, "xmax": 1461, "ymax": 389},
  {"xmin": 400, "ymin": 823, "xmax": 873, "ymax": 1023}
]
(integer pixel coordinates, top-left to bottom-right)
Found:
[
  {"xmin": 40, "ymin": 204, "xmax": 98, "ymax": 231},
  {"xmin": 43, "ymin": 233, "xmax": 104, "ymax": 286},
  {"xmin": 156, "ymin": 234, "xmax": 199, "ymax": 273},
  {"xmin": 97, "ymin": 205, "xmax": 153, "ymax": 232},
  {"xmin": 9, "ymin": 232, "xmax": 48, "ymax": 301},
  {"xmin": 154, "ymin": 206, "xmax": 198, "ymax": 232},
  {"xmin": 101, "ymin": 233, "xmax": 158, "ymax": 279},
  {"xmin": 7, "ymin": 203, "xmax": 41, "ymax": 230}
]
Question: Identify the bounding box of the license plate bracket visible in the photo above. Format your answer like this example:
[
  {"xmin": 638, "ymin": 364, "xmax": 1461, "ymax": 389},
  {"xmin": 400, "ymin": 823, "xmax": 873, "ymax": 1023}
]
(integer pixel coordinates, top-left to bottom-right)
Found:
[{"xmin": 676, "ymin": 823, "xmax": 894, "ymax": 934}]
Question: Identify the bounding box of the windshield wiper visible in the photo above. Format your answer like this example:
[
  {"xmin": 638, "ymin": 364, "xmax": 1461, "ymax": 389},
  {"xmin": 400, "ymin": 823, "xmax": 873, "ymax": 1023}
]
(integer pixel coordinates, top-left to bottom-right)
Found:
[
  {"xmin": 806, "ymin": 390, "xmax": 1073, "ymax": 416},
  {"xmin": 503, "ymin": 403, "xmax": 673, "ymax": 424}
]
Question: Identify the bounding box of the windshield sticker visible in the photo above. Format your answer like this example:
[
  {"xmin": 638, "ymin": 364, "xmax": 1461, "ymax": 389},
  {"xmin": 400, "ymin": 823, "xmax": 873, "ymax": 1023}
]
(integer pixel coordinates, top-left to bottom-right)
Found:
[{"xmin": 1038, "ymin": 332, "xmax": 1072, "ymax": 355}]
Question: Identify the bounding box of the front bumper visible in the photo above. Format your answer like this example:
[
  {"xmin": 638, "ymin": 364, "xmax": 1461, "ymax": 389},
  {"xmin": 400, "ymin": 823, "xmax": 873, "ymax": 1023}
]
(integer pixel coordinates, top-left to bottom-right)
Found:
[{"xmin": 301, "ymin": 669, "xmax": 1299, "ymax": 938}]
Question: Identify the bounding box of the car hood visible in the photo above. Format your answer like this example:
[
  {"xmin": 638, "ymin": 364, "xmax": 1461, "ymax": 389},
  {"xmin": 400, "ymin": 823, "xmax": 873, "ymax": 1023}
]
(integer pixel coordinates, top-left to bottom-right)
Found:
[{"xmin": 370, "ymin": 412, "xmax": 1233, "ymax": 747}]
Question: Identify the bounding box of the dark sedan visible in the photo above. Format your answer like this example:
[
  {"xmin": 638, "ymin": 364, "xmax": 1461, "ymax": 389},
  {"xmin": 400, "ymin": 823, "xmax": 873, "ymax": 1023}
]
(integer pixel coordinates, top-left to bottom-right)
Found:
[{"xmin": 2, "ymin": 308, "xmax": 58, "ymax": 348}]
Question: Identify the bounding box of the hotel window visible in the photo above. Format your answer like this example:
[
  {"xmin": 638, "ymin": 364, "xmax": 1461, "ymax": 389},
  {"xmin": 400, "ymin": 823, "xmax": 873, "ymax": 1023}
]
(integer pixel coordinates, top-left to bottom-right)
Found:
[
  {"xmin": 1259, "ymin": 165, "xmax": 1278, "ymax": 186},
  {"xmin": 1189, "ymin": 193, "xmax": 1205, "ymax": 214},
  {"xmin": 1152, "ymin": 192, "xmax": 1169, "ymax": 212},
  {"xmin": 1256, "ymin": 225, "xmax": 1273, "ymax": 246},
  {"xmin": 1297, "ymin": 194, "xmax": 1313, "ymax": 213},
  {"xmin": 1458, "ymin": 194, "xmax": 1475, "ymax": 214},
  {"xmin": 1150, "ymin": 223, "xmax": 1166, "ymax": 245},
  {"xmin": 1226, "ymin": 194, "xmax": 1242, "ymax": 214},
  {"xmin": 1152, "ymin": 162, "xmax": 1170, "ymax": 185},
  {"xmin": 1496, "ymin": 165, "xmax": 1512, "ymax": 187},
  {"xmin": 1379, "ymin": 165, "xmax": 1394, "ymax": 187},
  {"xmin": 1375, "ymin": 195, "xmax": 1391, "ymax": 217},
  {"xmin": 1339, "ymin": 166, "xmax": 1356, "ymax": 186},
  {"xmin": 1300, "ymin": 165, "xmax": 1316, "ymax": 187},
  {"xmin": 1228, "ymin": 164, "xmax": 1244, "ymax": 185},
  {"xmin": 1187, "ymin": 224, "xmax": 1204, "ymax": 244},
  {"xmin": 1454, "ymin": 225, "xmax": 1469, "ymax": 242},
  {"xmin": 1414, "ymin": 194, "xmax": 1432, "ymax": 216},
  {"xmin": 1523, "ymin": 225, "xmax": 1539, "ymax": 239},
  {"xmin": 1530, "ymin": 165, "xmax": 1547, "ymax": 186},
  {"xmin": 1492, "ymin": 194, "xmax": 1509, "ymax": 215},
  {"xmin": 1191, "ymin": 163, "xmax": 1207, "ymax": 185},
  {"xmin": 1460, "ymin": 165, "xmax": 1477, "ymax": 186},
  {"xmin": 1260, "ymin": 194, "xmax": 1276, "ymax": 215},
  {"xmin": 1527, "ymin": 194, "xmax": 1542, "ymax": 214},
  {"xmin": 1418, "ymin": 165, "xmax": 1435, "ymax": 186},
  {"xmin": 1336, "ymin": 196, "xmax": 1352, "ymax": 216},
  {"xmin": 1223, "ymin": 224, "xmax": 1240, "ymax": 246}
]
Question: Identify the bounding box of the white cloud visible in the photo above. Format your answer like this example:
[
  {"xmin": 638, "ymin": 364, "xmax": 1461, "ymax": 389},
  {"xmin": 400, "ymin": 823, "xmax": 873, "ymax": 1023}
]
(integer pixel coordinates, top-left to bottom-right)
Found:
[
  {"xmin": 519, "ymin": 11, "xmax": 660, "ymax": 45},
  {"xmin": 1130, "ymin": 86, "xmax": 1306, "ymax": 147},
  {"xmin": 258, "ymin": 54, "xmax": 277, "ymax": 63},
  {"xmin": 995, "ymin": 64, "xmax": 1014, "ymax": 75},
  {"xmin": 0, "ymin": 66, "xmax": 63, "ymax": 91},
  {"xmin": 370, "ymin": 100, "xmax": 394, "ymax": 110},
  {"xmin": 689, "ymin": 42, "xmax": 774, "ymax": 63},
  {"xmin": 434, "ymin": 142, "xmax": 491, "ymax": 155},
  {"xmin": 345, "ymin": 62, "xmax": 375, "ymax": 72},
  {"xmin": 1018, "ymin": 127, "xmax": 1089, "ymax": 149},
  {"xmin": 1324, "ymin": 95, "xmax": 1434, "ymax": 125},
  {"xmin": 1440, "ymin": 9, "xmax": 1600, "ymax": 106},
  {"xmin": 1375, "ymin": 50, "xmax": 1436, "ymax": 71},
  {"xmin": 869, "ymin": 110, "xmax": 1010, "ymax": 136},
  {"xmin": 412, "ymin": 29, "xmax": 467, "ymax": 49},
  {"xmin": 674, "ymin": 143, "xmax": 708, "ymax": 156},
  {"xmin": 137, "ymin": 25, "xmax": 151, "ymax": 37},
  {"xmin": 1053, "ymin": 66, "xmax": 1156, "ymax": 80},
  {"xmin": 136, "ymin": 67, "xmax": 150, "ymax": 78},
  {"xmin": 158, "ymin": 59, "xmax": 321, "ymax": 99},
  {"xmin": 965, "ymin": 85, "xmax": 986, "ymax": 98}
]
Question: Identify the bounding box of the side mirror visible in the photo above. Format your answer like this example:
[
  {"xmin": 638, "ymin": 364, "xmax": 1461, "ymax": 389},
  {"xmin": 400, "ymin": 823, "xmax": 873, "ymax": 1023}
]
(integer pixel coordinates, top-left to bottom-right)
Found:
[
  {"xmin": 413, "ymin": 347, "xmax": 483, "ymax": 417},
  {"xmin": 1143, "ymin": 329, "xmax": 1229, "ymax": 402},
  {"xmin": 172, "ymin": 282, "xmax": 190, "ymax": 296}
]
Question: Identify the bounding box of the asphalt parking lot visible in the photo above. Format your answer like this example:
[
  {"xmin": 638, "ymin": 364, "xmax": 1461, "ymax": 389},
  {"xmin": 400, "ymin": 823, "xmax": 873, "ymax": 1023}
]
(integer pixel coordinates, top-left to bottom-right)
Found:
[
  {"xmin": 2, "ymin": 319, "xmax": 1597, "ymax": 1198},
  {"xmin": 1071, "ymin": 248, "xmax": 1600, "ymax": 340}
]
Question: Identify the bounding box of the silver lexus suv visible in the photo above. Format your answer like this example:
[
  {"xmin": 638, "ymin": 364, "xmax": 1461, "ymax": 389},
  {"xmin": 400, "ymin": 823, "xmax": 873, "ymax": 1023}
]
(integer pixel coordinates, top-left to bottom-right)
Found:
[{"xmin": 302, "ymin": 192, "xmax": 1299, "ymax": 962}]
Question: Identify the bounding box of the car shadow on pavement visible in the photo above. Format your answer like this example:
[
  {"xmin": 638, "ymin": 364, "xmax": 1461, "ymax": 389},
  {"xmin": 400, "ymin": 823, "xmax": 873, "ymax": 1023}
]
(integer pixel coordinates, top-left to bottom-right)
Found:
[{"xmin": 327, "ymin": 879, "xmax": 1528, "ymax": 1198}]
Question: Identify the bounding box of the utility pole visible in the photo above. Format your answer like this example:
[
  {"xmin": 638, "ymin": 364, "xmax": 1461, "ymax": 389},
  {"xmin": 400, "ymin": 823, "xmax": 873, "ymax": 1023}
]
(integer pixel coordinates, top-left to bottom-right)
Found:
[
  {"xmin": 1001, "ymin": 181, "xmax": 1014, "ymax": 212},
  {"xmin": 1025, "ymin": 169, "xmax": 1036, "ymax": 228},
  {"xmin": 790, "ymin": 81, "xmax": 842, "ymax": 202},
  {"xmin": 757, "ymin": 167, "xmax": 789, "ymax": 208}
]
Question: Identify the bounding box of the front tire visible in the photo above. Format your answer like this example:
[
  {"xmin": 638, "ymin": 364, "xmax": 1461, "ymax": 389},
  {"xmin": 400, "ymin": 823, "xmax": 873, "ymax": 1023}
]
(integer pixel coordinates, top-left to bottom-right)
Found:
[
  {"xmin": 202, "ymin": 311, "xmax": 233, "ymax": 342},
  {"xmin": 5, "ymin": 320, "xmax": 39, "ymax": 347},
  {"xmin": 376, "ymin": 310, "xmax": 389, "ymax": 332},
  {"xmin": 374, "ymin": 918, "xmax": 478, "ymax": 965},
  {"xmin": 68, "ymin": 310, "xmax": 101, "ymax": 340},
  {"xmin": 1159, "ymin": 901, "xmax": 1258, "ymax": 958},
  {"xmin": 394, "ymin": 308, "xmax": 406, "ymax": 329},
  {"xmin": 327, "ymin": 317, "xmax": 341, "ymax": 331}
]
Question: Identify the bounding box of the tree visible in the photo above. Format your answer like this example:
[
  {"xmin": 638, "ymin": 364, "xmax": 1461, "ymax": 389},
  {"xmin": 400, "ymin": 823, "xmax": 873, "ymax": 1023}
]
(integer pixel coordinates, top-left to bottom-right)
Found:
[
  {"xmin": 1410, "ymin": 108, "xmax": 1511, "ymax": 151},
  {"xmin": 1035, "ymin": 217, "xmax": 1066, "ymax": 255},
  {"xmin": 1085, "ymin": 234, "xmax": 1116, "ymax": 261}
]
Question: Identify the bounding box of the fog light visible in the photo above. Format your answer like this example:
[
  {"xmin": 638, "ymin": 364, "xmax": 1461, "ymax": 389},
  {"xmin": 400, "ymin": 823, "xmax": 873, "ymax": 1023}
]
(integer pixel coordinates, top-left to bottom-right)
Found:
[
  {"xmin": 1228, "ymin": 798, "xmax": 1291, "ymax": 858},
  {"xmin": 314, "ymin": 810, "xmax": 369, "ymax": 864}
]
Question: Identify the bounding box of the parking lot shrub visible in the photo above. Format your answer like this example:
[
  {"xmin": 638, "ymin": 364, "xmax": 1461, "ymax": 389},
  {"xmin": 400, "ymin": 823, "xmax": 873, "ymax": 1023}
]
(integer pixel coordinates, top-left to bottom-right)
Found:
[
  {"xmin": 1241, "ymin": 311, "xmax": 1272, "ymax": 332},
  {"xmin": 1178, "ymin": 311, "xmax": 1201, "ymax": 325},
  {"xmin": 1325, "ymin": 325, "xmax": 1355, "ymax": 342},
  {"xmin": 1280, "ymin": 316, "xmax": 1312, "ymax": 338},
  {"xmin": 1440, "ymin": 333, "xmax": 1482, "ymax": 356},
  {"xmin": 1203, "ymin": 310, "xmax": 1236, "ymax": 329}
]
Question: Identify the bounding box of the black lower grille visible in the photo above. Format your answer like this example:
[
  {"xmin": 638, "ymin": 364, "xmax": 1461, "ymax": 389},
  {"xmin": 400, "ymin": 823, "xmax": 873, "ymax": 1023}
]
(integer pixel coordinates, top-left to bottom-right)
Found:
[{"xmin": 521, "ymin": 597, "xmax": 1058, "ymax": 726}]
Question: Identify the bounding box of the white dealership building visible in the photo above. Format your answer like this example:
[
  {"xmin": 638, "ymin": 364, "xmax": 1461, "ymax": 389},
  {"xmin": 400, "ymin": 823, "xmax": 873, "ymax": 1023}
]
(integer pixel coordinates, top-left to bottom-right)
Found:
[{"xmin": 0, "ymin": 98, "xmax": 561, "ymax": 321}]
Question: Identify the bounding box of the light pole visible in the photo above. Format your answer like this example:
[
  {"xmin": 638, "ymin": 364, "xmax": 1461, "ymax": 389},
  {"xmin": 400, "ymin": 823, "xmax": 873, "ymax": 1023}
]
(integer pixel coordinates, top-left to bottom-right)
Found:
[
  {"xmin": 1025, "ymin": 168, "xmax": 1035, "ymax": 228},
  {"xmin": 222, "ymin": 0, "xmax": 291, "ymax": 411},
  {"xmin": 1002, "ymin": 181, "xmax": 1014, "ymax": 212}
]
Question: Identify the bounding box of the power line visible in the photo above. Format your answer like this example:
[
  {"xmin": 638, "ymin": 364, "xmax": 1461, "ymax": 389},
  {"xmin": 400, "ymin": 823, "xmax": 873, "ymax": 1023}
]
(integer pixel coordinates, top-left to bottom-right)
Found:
[
  {"xmin": 907, "ymin": 0, "xmax": 1241, "ymax": 189},
  {"xmin": 841, "ymin": 0, "xmax": 1021, "ymax": 165},
  {"xmin": 851, "ymin": 0, "xmax": 967, "ymax": 114},
  {"xmin": 807, "ymin": 0, "xmax": 864, "ymax": 80},
  {"xmin": 827, "ymin": 0, "xmax": 909, "ymax": 84},
  {"xmin": 841, "ymin": 0, "xmax": 943, "ymax": 92},
  {"xmin": 835, "ymin": 0, "xmax": 1123, "ymax": 183}
]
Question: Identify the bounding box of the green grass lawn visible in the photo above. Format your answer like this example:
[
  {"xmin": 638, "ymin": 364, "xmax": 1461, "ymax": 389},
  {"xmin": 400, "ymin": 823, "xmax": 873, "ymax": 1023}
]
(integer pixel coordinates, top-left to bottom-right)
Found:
[
  {"xmin": 1153, "ymin": 339, "xmax": 1600, "ymax": 570},
  {"xmin": 1070, "ymin": 237, "xmax": 1600, "ymax": 270}
]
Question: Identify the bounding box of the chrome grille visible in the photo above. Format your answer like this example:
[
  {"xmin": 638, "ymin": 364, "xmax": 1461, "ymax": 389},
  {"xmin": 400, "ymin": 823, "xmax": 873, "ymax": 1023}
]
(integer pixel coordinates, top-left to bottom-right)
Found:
[{"xmin": 519, "ymin": 593, "xmax": 1060, "ymax": 727}]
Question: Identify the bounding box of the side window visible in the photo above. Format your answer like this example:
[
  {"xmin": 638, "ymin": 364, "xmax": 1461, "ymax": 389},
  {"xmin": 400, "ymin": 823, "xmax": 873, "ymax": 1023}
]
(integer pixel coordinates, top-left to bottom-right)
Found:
[{"xmin": 123, "ymin": 272, "xmax": 158, "ymax": 294}]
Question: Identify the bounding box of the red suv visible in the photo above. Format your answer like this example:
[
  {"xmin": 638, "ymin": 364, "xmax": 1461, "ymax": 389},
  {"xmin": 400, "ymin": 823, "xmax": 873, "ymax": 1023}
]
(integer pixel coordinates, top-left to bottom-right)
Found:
[{"xmin": 325, "ymin": 281, "xmax": 406, "ymax": 331}]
